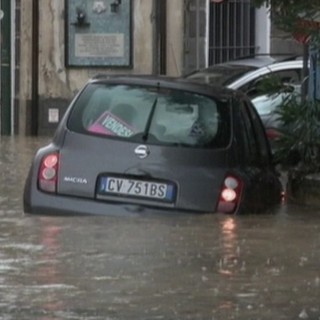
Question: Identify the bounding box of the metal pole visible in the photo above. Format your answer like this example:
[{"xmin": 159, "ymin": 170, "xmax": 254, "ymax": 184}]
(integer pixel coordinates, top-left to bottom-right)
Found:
[
  {"xmin": 0, "ymin": 0, "xmax": 11, "ymax": 135},
  {"xmin": 195, "ymin": 0, "xmax": 200, "ymax": 69},
  {"xmin": 159, "ymin": 0, "xmax": 167, "ymax": 74},
  {"xmin": 0, "ymin": 6, "xmax": 2, "ymax": 134},
  {"xmin": 31, "ymin": 0, "xmax": 39, "ymax": 135},
  {"xmin": 152, "ymin": 0, "xmax": 159, "ymax": 75},
  {"xmin": 301, "ymin": 43, "xmax": 309, "ymax": 102},
  {"xmin": 10, "ymin": 0, "xmax": 15, "ymax": 134}
]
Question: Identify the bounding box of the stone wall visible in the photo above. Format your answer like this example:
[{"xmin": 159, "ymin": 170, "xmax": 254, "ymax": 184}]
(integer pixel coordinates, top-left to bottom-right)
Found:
[
  {"xmin": 19, "ymin": 0, "xmax": 185, "ymax": 136},
  {"xmin": 271, "ymin": 25, "xmax": 304, "ymax": 56}
]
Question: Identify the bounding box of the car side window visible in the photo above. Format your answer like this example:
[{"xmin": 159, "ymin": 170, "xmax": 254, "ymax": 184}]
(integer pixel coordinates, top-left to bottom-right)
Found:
[
  {"xmin": 271, "ymin": 69, "xmax": 301, "ymax": 84},
  {"xmin": 242, "ymin": 99, "xmax": 271, "ymax": 163},
  {"xmin": 241, "ymin": 69, "xmax": 302, "ymax": 98},
  {"xmin": 238, "ymin": 100, "xmax": 260, "ymax": 164}
]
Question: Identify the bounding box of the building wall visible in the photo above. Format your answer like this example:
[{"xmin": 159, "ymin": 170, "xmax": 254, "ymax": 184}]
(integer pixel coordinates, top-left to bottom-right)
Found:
[
  {"xmin": 39, "ymin": 0, "xmax": 154, "ymax": 135},
  {"xmin": 19, "ymin": 0, "xmax": 33, "ymax": 135},
  {"xmin": 19, "ymin": 0, "xmax": 184, "ymax": 136},
  {"xmin": 271, "ymin": 25, "xmax": 304, "ymax": 55},
  {"xmin": 183, "ymin": 0, "xmax": 207, "ymax": 74},
  {"xmin": 166, "ymin": 0, "xmax": 184, "ymax": 76},
  {"xmin": 17, "ymin": 0, "xmax": 301, "ymax": 136}
]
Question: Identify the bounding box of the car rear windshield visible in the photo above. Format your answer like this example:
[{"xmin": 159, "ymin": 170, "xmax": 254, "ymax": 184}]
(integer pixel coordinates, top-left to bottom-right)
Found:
[
  {"xmin": 67, "ymin": 83, "xmax": 231, "ymax": 148},
  {"xmin": 187, "ymin": 64, "xmax": 257, "ymax": 86}
]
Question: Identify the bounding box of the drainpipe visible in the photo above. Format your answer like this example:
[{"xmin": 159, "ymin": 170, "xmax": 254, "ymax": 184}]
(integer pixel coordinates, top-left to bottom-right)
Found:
[
  {"xmin": 31, "ymin": 0, "xmax": 39, "ymax": 135},
  {"xmin": 152, "ymin": 0, "xmax": 167, "ymax": 75},
  {"xmin": 159, "ymin": 0, "xmax": 167, "ymax": 75},
  {"xmin": 152, "ymin": 0, "xmax": 158, "ymax": 75},
  {"xmin": 11, "ymin": 1, "xmax": 15, "ymax": 135},
  {"xmin": 195, "ymin": 0, "xmax": 200, "ymax": 70}
]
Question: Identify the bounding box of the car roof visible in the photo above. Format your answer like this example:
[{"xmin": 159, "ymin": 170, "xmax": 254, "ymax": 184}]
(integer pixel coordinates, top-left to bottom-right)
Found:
[
  {"xmin": 89, "ymin": 74, "xmax": 239, "ymax": 101},
  {"xmin": 226, "ymin": 59, "xmax": 303, "ymax": 89},
  {"xmin": 184, "ymin": 55, "xmax": 303, "ymax": 89},
  {"xmin": 223, "ymin": 54, "xmax": 302, "ymax": 68},
  {"xmin": 187, "ymin": 54, "xmax": 302, "ymax": 74}
]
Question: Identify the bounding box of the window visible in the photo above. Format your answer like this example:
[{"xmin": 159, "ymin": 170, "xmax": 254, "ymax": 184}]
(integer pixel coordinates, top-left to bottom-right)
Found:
[
  {"xmin": 68, "ymin": 83, "xmax": 231, "ymax": 149},
  {"xmin": 209, "ymin": 0, "xmax": 256, "ymax": 65},
  {"xmin": 239, "ymin": 100, "xmax": 260, "ymax": 164},
  {"xmin": 238, "ymin": 98, "xmax": 271, "ymax": 164},
  {"xmin": 243, "ymin": 99, "xmax": 271, "ymax": 163},
  {"xmin": 241, "ymin": 69, "xmax": 302, "ymax": 99}
]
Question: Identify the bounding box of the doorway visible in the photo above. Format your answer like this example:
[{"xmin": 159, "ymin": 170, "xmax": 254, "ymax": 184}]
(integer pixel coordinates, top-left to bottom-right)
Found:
[{"xmin": 0, "ymin": 0, "xmax": 12, "ymax": 135}]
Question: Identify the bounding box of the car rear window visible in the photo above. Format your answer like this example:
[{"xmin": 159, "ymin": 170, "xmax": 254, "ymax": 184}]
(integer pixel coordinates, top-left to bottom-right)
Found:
[{"xmin": 67, "ymin": 83, "xmax": 231, "ymax": 148}]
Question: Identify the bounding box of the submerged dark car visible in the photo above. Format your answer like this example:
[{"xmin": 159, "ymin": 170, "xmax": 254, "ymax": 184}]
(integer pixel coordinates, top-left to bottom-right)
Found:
[{"xmin": 23, "ymin": 75, "xmax": 282, "ymax": 215}]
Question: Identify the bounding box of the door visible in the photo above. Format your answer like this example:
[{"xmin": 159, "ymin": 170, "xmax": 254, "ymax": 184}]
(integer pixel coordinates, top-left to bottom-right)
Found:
[
  {"xmin": 183, "ymin": 0, "xmax": 207, "ymax": 74},
  {"xmin": 0, "ymin": 0, "xmax": 11, "ymax": 135}
]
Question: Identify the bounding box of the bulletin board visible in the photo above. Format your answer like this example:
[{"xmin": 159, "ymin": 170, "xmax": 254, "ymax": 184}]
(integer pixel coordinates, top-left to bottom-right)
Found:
[{"xmin": 65, "ymin": 0, "xmax": 132, "ymax": 67}]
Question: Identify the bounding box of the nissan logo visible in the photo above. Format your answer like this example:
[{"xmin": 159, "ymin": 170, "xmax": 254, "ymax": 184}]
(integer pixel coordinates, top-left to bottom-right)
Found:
[{"xmin": 134, "ymin": 145, "xmax": 150, "ymax": 159}]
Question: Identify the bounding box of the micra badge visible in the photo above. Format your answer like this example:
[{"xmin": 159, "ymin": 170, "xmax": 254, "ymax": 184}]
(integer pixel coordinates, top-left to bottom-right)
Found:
[{"xmin": 63, "ymin": 176, "xmax": 88, "ymax": 184}]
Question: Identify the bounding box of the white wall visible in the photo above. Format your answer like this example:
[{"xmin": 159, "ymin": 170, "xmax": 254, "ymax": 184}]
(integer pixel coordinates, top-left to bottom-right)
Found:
[
  {"xmin": 166, "ymin": 0, "xmax": 184, "ymax": 76},
  {"xmin": 255, "ymin": 5, "xmax": 271, "ymax": 55}
]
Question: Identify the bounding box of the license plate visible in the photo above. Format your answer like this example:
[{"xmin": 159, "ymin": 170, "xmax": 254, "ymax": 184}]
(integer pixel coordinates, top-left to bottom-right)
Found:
[{"xmin": 98, "ymin": 177, "xmax": 174, "ymax": 201}]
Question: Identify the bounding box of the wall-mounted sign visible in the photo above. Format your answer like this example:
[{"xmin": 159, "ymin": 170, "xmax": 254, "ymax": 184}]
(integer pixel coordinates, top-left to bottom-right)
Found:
[
  {"xmin": 66, "ymin": 0, "xmax": 132, "ymax": 67},
  {"xmin": 48, "ymin": 108, "xmax": 60, "ymax": 123}
]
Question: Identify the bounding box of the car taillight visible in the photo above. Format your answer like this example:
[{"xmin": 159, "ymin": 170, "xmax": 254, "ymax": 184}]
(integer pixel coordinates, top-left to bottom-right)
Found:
[
  {"xmin": 38, "ymin": 153, "xmax": 59, "ymax": 193},
  {"xmin": 217, "ymin": 175, "xmax": 243, "ymax": 214},
  {"xmin": 266, "ymin": 128, "xmax": 282, "ymax": 140}
]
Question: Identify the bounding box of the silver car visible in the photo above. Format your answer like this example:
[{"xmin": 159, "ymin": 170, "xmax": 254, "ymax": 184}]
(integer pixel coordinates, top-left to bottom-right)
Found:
[
  {"xmin": 186, "ymin": 56, "xmax": 303, "ymax": 91},
  {"xmin": 186, "ymin": 56, "xmax": 303, "ymax": 142},
  {"xmin": 251, "ymin": 84, "xmax": 301, "ymax": 139},
  {"xmin": 23, "ymin": 75, "xmax": 282, "ymax": 215}
]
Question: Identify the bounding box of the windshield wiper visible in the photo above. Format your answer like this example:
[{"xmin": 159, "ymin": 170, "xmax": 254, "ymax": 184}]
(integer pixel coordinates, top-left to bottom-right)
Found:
[{"xmin": 142, "ymin": 97, "xmax": 158, "ymax": 141}]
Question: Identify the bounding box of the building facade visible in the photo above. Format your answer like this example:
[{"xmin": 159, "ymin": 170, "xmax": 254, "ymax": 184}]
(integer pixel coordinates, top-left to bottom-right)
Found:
[{"xmin": 0, "ymin": 0, "xmax": 302, "ymax": 136}]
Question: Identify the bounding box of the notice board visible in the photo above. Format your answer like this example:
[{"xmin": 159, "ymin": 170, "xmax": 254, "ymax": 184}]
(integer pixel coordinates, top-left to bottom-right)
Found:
[{"xmin": 66, "ymin": 0, "xmax": 132, "ymax": 67}]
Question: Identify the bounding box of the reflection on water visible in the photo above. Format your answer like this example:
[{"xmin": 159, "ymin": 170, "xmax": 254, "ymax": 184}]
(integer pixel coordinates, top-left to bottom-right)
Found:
[
  {"xmin": 36, "ymin": 218, "xmax": 65, "ymax": 318},
  {"xmin": 219, "ymin": 217, "xmax": 239, "ymax": 275},
  {"xmin": 0, "ymin": 136, "xmax": 319, "ymax": 319},
  {"xmin": 0, "ymin": 136, "xmax": 50, "ymax": 216}
]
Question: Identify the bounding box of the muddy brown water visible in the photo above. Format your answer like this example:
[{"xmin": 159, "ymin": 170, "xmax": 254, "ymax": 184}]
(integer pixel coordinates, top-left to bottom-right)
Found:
[{"xmin": 0, "ymin": 136, "xmax": 319, "ymax": 320}]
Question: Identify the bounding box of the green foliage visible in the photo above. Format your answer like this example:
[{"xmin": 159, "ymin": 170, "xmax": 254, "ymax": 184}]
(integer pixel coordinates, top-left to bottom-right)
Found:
[
  {"xmin": 255, "ymin": 74, "xmax": 289, "ymax": 95},
  {"xmin": 250, "ymin": 0, "xmax": 320, "ymax": 174},
  {"xmin": 251, "ymin": 0, "xmax": 320, "ymax": 36},
  {"xmin": 274, "ymin": 96, "xmax": 320, "ymax": 173}
]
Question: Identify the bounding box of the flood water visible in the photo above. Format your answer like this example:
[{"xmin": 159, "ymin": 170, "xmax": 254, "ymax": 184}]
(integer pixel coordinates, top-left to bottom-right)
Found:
[{"xmin": 0, "ymin": 136, "xmax": 319, "ymax": 320}]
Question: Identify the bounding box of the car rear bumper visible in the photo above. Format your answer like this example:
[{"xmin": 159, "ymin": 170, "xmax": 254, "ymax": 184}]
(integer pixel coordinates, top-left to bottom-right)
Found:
[{"xmin": 23, "ymin": 188, "xmax": 210, "ymax": 216}]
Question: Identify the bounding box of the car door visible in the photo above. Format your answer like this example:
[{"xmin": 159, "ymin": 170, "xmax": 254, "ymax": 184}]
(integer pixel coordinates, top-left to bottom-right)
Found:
[{"xmin": 237, "ymin": 97, "xmax": 282, "ymax": 211}]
